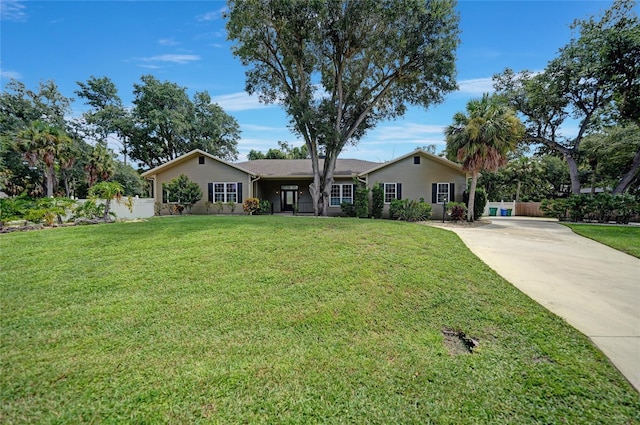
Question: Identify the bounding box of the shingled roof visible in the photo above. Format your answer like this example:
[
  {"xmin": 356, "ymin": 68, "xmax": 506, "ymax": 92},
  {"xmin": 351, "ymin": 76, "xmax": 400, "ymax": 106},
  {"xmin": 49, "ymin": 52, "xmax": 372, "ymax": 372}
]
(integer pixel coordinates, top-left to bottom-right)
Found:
[{"xmin": 236, "ymin": 159, "xmax": 381, "ymax": 178}]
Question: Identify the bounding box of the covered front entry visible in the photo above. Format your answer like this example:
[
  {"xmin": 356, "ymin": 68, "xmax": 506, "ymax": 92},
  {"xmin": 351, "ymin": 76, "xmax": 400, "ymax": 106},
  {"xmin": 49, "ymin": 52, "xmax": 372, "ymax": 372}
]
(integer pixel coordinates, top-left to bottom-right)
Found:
[{"xmin": 281, "ymin": 185, "xmax": 298, "ymax": 212}]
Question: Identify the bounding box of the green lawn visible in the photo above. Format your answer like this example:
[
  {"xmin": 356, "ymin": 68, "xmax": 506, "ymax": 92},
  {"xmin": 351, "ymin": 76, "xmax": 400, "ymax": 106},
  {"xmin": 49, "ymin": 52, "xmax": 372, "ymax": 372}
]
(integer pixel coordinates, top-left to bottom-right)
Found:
[
  {"xmin": 564, "ymin": 223, "xmax": 640, "ymax": 258},
  {"xmin": 1, "ymin": 216, "xmax": 638, "ymax": 424}
]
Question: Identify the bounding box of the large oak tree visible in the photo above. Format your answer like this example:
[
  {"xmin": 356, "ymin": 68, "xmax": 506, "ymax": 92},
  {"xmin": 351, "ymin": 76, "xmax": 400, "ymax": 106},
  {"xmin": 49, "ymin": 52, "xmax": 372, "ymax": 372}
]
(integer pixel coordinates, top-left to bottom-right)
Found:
[
  {"xmin": 493, "ymin": 0, "xmax": 639, "ymax": 195},
  {"xmin": 227, "ymin": 0, "xmax": 460, "ymax": 215}
]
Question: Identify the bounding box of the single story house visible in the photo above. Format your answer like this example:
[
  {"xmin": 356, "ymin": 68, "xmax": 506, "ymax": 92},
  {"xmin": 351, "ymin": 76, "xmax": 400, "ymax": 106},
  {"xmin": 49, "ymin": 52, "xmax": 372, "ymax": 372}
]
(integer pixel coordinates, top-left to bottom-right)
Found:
[{"xmin": 141, "ymin": 148, "xmax": 468, "ymax": 219}]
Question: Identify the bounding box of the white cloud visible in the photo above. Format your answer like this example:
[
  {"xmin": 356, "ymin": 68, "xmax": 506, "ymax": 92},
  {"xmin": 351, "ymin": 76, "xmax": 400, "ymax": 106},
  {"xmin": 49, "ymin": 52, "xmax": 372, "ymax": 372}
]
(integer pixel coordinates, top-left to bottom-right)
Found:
[
  {"xmin": 0, "ymin": 0, "xmax": 26, "ymax": 22},
  {"xmin": 211, "ymin": 92, "xmax": 276, "ymax": 111},
  {"xmin": 197, "ymin": 7, "xmax": 227, "ymax": 22},
  {"xmin": 241, "ymin": 124, "xmax": 283, "ymax": 132},
  {"xmin": 158, "ymin": 38, "xmax": 179, "ymax": 46},
  {"xmin": 373, "ymin": 123, "xmax": 446, "ymax": 141},
  {"xmin": 1, "ymin": 68, "xmax": 22, "ymax": 80},
  {"xmin": 141, "ymin": 54, "xmax": 201, "ymax": 64},
  {"xmin": 456, "ymin": 77, "xmax": 495, "ymax": 95}
]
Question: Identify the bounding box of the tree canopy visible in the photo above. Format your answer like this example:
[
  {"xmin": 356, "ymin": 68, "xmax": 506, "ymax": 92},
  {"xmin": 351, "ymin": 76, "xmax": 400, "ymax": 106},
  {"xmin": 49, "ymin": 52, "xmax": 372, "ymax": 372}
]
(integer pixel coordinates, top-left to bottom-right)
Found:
[
  {"xmin": 227, "ymin": 0, "xmax": 460, "ymax": 215},
  {"xmin": 493, "ymin": 0, "xmax": 639, "ymax": 195},
  {"xmin": 445, "ymin": 94, "xmax": 524, "ymax": 221}
]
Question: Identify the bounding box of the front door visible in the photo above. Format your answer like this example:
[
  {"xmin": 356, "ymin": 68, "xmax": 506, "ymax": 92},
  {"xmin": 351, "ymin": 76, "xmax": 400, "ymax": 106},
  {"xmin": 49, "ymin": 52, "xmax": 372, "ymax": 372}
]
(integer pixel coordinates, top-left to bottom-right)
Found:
[{"xmin": 282, "ymin": 189, "xmax": 297, "ymax": 212}]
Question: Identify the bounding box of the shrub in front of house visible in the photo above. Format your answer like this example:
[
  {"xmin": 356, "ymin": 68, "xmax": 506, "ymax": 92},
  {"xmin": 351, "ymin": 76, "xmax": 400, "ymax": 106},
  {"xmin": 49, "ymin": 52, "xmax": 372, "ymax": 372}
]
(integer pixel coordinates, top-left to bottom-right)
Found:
[
  {"xmin": 464, "ymin": 188, "xmax": 487, "ymax": 220},
  {"xmin": 371, "ymin": 183, "xmax": 384, "ymax": 219},
  {"xmin": 389, "ymin": 198, "xmax": 432, "ymax": 222},
  {"xmin": 243, "ymin": 198, "xmax": 260, "ymax": 214},
  {"xmin": 447, "ymin": 202, "xmax": 467, "ymax": 221}
]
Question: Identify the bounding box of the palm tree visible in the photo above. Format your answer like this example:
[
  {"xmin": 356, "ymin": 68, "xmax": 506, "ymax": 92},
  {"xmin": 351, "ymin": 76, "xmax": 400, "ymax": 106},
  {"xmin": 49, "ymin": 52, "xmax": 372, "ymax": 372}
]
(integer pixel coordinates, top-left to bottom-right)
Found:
[
  {"xmin": 85, "ymin": 142, "xmax": 116, "ymax": 187},
  {"xmin": 445, "ymin": 94, "xmax": 524, "ymax": 221},
  {"xmin": 16, "ymin": 121, "xmax": 72, "ymax": 197},
  {"xmin": 89, "ymin": 181, "xmax": 124, "ymax": 221}
]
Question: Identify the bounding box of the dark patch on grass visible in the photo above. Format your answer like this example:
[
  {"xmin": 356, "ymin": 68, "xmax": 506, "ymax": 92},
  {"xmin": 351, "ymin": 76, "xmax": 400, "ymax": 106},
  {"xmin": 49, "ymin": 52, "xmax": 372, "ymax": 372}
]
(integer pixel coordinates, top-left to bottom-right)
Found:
[{"xmin": 442, "ymin": 328, "xmax": 479, "ymax": 355}]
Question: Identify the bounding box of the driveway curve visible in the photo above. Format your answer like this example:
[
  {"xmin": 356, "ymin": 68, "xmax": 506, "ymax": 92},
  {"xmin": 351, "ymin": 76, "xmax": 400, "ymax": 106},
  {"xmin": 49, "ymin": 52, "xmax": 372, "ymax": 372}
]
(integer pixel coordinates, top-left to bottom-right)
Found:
[{"xmin": 437, "ymin": 217, "xmax": 640, "ymax": 391}]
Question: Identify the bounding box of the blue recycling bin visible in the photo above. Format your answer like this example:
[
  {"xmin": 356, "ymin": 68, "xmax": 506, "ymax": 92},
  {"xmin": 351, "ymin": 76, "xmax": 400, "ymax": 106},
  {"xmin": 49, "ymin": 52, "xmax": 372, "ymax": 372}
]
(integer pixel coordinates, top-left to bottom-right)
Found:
[{"xmin": 500, "ymin": 208, "xmax": 507, "ymax": 216}]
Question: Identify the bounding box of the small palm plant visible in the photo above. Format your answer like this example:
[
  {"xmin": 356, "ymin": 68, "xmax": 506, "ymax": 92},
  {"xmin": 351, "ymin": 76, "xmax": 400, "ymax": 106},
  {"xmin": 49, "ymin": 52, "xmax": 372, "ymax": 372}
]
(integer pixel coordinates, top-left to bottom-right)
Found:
[{"xmin": 89, "ymin": 181, "xmax": 124, "ymax": 221}]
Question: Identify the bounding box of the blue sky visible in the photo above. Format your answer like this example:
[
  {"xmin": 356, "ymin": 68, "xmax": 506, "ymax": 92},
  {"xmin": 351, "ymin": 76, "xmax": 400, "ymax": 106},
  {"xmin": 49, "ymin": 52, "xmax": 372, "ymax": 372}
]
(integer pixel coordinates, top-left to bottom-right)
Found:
[{"xmin": 1, "ymin": 0, "xmax": 615, "ymax": 163}]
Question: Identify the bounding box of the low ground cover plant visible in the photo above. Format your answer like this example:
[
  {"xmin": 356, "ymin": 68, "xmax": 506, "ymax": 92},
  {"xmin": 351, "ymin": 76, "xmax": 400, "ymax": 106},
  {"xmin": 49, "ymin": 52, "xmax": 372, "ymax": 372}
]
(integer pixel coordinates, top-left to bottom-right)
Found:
[{"xmin": 1, "ymin": 216, "xmax": 638, "ymax": 423}]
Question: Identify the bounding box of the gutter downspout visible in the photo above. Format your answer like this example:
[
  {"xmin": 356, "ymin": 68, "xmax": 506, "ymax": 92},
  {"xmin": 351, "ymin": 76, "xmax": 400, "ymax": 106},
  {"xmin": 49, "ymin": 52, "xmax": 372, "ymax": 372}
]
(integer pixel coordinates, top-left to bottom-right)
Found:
[{"xmin": 250, "ymin": 175, "xmax": 260, "ymax": 199}]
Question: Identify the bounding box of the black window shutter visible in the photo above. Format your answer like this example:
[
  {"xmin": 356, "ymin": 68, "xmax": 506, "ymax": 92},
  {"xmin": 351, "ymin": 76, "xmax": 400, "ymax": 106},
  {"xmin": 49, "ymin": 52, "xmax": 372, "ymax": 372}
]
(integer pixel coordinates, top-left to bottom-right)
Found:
[
  {"xmin": 352, "ymin": 184, "xmax": 356, "ymax": 203},
  {"xmin": 396, "ymin": 183, "xmax": 402, "ymax": 200},
  {"xmin": 450, "ymin": 183, "xmax": 455, "ymax": 202},
  {"xmin": 237, "ymin": 182, "xmax": 243, "ymax": 203},
  {"xmin": 431, "ymin": 183, "xmax": 437, "ymax": 203},
  {"xmin": 208, "ymin": 183, "xmax": 213, "ymax": 203}
]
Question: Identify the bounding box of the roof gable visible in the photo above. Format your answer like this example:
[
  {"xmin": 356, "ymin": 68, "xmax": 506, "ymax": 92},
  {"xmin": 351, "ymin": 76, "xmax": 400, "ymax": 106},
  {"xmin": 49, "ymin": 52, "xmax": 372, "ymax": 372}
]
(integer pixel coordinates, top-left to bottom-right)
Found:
[
  {"xmin": 140, "ymin": 150, "xmax": 255, "ymax": 178},
  {"xmin": 359, "ymin": 149, "xmax": 465, "ymax": 176}
]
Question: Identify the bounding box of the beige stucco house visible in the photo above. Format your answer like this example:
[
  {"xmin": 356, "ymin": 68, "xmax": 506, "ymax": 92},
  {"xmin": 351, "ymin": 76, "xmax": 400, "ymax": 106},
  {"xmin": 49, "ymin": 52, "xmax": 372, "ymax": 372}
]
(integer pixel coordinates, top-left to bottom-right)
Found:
[{"xmin": 141, "ymin": 148, "xmax": 468, "ymax": 219}]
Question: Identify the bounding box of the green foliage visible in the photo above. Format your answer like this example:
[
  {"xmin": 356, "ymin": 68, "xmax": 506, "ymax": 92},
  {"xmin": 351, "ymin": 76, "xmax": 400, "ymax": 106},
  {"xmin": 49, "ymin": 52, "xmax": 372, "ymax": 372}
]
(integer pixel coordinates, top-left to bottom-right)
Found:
[
  {"xmin": 0, "ymin": 196, "xmax": 75, "ymax": 225},
  {"xmin": 494, "ymin": 1, "xmax": 640, "ymax": 194},
  {"xmin": 445, "ymin": 94, "xmax": 524, "ymax": 221},
  {"xmin": 129, "ymin": 75, "xmax": 240, "ymax": 168},
  {"xmin": 227, "ymin": 0, "xmax": 459, "ymax": 215},
  {"xmin": 471, "ymin": 187, "xmax": 487, "ymax": 220},
  {"xmin": 542, "ymin": 193, "xmax": 639, "ymax": 223},
  {"xmin": 162, "ymin": 174, "xmax": 202, "ymax": 214},
  {"xmin": 259, "ymin": 199, "xmax": 272, "ymax": 214},
  {"xmin": 248, "ymin": 142, "xmax": 309, "ymax": 160},
  {"xmin": 226, "ymin": 201, "xmax": 237, "ymax": 213},
  {"xmin": 354, "ymin": 184, "xmax": 370, "ymax": 218},
  {"xmin": 72, "ymin": 198, "xmax": 108, "ymax": 221},
  {"xmin": 112, "ymin": 162, "xmax": 146, "ymax": 197},
  {"xmin": 371, "ymin": 183, "xmax": 384, "ymax": 219},
  {"xmin": 0, "ymin": 195, "xmax": 32, "ymax": 221},
  {"xmin": 215, "ymin": 200, "xmax": 224, "ymax": 213},
  {"xmin": 447, "ymin": 202, "xmax": 467, "ymax": 221},
  {"xmin": 89, "ymin": 181, "xmax": 124, "ymax": 221},
  {"xmin": 243, "ymin": 197, "xmax": 260, "ymax": 214},
  {"xmin": 388, "ymin": 199, "xmax": 432, "ymax": 222},
  {"xmin": 389, "ymin": 199, "xmax": 403, "ymax": 220}
]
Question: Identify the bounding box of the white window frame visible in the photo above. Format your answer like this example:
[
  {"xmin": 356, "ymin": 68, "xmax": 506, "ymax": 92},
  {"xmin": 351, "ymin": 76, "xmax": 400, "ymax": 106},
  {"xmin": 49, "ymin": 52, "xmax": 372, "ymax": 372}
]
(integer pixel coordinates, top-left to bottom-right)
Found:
[
  {"xmin": 437, "ymin": 182, "xmax": 450, "ymax": 204},
  {"xmin": 214, "ymin": 182, "xmax": 238, "ymax": 203},
  {"xmin": 330, "ymin": 184, "xmax": 353, "ymax": 207},
  {"xmin": 384, "ymin": 183, "xmax": 397, "ymax": 204}
]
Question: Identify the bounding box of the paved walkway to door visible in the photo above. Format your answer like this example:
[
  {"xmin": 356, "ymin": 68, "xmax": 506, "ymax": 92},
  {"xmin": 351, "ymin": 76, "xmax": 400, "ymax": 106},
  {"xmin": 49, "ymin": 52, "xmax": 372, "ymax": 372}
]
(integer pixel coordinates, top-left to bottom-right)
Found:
[{"xmin": 434, "ymin": 217, "xmax": 640, "ymax": 391}]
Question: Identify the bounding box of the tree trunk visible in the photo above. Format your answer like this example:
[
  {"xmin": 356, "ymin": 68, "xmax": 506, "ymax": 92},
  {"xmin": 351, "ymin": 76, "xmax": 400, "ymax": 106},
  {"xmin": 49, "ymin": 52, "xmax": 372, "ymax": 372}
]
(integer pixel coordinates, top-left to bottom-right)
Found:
[
  {"xmin": 515, "ymin": 180, "xmax": 521, "ymax": 202},
  {"xmin": 467, "ymin": 172, "xmax": 478, "ymax": 222},
  {"xmin": 103, "ymin": 199, "xmax": 111, "ymax": 221},
  {"xmin": 46, "ymin": 163, "xmax": 55, "ymax": 197},
  {"xmin": 565, "ymin": 153, "xmax": 581, "ymax": 194},
  {"xmin": 613, "ymin": 148, "xmax": 640, "ymax": 194}
]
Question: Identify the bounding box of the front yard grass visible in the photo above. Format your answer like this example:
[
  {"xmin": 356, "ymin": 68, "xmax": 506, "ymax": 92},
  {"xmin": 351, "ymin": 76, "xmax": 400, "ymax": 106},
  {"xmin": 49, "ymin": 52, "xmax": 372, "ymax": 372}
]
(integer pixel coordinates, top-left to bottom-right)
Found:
[
  {"xmin": 564, "ymin": 223, "xmax": 640, "ymax": 258},
  {"xmin": 1, "ymin": 216, "xmax": 638, "ymax": 423}
]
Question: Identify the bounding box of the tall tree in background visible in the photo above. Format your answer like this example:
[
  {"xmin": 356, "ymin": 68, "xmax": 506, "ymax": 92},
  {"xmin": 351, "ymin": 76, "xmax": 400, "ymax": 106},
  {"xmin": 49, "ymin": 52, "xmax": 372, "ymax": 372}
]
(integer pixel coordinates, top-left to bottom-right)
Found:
[
  {"xmin": 1, "ymin": 79, "xmax": 75, "ymax": 196},
  {"xmin": 129, "ymin": 75, "xmax": 240, "ymax": 168},
  {"xmin": 16, "ymin": 121, "xmax": 72, "ymax": 197},
  {"xmin": 445, "ymin": 95, "xmax": 524, "ymax": 221},
  {"xmin": 227, "ymin": 0, "xmax": 459, "ymax": 215},
  {"xmin": 248, "ymin": 141, "xmax": 309, "ymax": 160},
  {"xmin": 494, "ymin": 0, "xmax": 639, "ymax": 195},
  {"xmin": 190, "ymin": 91, "xmax": 241, "ymax": 160},
  {"xmin": 75, "ymin": 76, "xmax": 131, "ymax": 165},
  {"xmin": 85, "ymin": 142, "xmax": 116, "ymax": 187}
]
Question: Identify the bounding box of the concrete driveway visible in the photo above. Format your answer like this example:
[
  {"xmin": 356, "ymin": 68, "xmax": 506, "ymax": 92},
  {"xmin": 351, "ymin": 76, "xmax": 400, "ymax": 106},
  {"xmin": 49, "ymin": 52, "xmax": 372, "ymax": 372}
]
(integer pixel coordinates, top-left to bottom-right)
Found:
[{"xmin": 440, "ymin": 217, "xmax": 640, "ymax": 391}]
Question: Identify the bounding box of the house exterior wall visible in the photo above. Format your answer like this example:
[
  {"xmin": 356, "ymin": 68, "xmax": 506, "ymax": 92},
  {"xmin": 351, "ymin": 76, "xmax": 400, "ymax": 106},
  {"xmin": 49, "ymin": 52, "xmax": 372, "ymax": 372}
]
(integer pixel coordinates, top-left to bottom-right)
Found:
[
  {"xmin": 365, "ymin": 154, "xmax": 467, "ymax": 219},
  {"xmin": 150, "ymin": 154, "xmax": 251, "ymax": 215}
]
